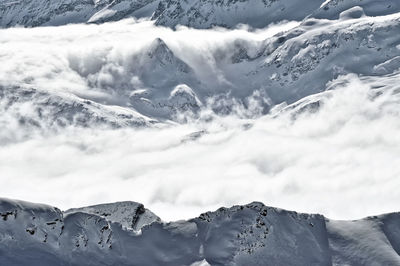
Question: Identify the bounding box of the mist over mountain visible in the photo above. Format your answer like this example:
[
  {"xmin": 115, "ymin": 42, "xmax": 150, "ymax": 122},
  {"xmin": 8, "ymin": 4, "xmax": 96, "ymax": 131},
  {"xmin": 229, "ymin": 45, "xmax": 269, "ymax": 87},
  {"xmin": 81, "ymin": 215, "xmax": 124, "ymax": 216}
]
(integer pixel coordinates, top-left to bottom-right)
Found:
[
  {"xmin": 1, "ymin": 0, "xmax": 400, "ymax": 265},
  {"xmin": 2, "ymin": 9, "xmax": 400, "ymax": 129}
]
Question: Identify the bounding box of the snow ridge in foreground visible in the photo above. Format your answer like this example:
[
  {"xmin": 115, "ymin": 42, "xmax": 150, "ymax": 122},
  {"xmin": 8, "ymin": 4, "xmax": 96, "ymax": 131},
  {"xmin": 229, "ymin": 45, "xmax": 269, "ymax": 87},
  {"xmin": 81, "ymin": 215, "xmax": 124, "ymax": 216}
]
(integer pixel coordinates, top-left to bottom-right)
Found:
[{"xmin": 0, "ymin": 198, "xmax": 399, "ymax": 265}]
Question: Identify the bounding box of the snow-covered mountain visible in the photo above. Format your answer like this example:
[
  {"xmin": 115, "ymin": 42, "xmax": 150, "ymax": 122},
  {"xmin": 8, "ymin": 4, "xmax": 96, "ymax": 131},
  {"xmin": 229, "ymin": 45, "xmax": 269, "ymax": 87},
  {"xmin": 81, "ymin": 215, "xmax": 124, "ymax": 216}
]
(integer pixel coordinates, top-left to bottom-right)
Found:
[
  {"xmin": 0, "ymin": 0, "xmax": 159, "ymax": 27},
  {"xmin": 152, "ymin": 0, "xmax": 322, "ymax": 29},
  {"xmin": 3, "ymin": 0, "xmax": 400, "ymax": 30},
  {"xmin": 0, "ymin": 85, "xmax": 155, "ymax": 131},
  {"xmin": 1, "ymin": 2, "xmax": 400, "ymax": 264},
  {"xmin": 312, "ymin": 0, "xmax": 400, "ymax": 20},
  {"xmin": 153, "ymin": 0, "xmax": 400, "ymax": 29},
  {"xmin": 1, "ymin": 4, "xmax": 400, "ymax": 130},
  {"xmin": 1, "ymin": 198, "xmax": 400, "ymax": 265}
]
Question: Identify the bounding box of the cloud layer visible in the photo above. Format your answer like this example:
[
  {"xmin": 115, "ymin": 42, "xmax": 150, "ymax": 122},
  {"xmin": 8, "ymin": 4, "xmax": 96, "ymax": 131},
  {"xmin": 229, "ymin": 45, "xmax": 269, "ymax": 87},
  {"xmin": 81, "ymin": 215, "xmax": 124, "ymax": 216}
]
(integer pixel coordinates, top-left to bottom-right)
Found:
[
  {"xmin": 1, "ymin": 19, "xmax": 400, "ymax": 221},
  {"xmin": 1, "ymin": 72, "xmax": 400, "ymax": 221}
]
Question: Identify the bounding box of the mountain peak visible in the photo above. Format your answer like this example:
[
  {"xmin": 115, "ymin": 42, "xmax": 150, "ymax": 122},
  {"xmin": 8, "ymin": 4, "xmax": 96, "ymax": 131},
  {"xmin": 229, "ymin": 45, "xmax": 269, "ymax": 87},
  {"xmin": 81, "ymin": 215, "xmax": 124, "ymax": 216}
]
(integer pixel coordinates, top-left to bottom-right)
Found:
[
  {"xmin": 143, "ymin": 37, "xmax": 192, "ymax": 74},
  {"xmin": 65, "ymin": 201, "xmax": 160, "ymax": 231},
  {"xmin": 147, "ymin": 37, "xmax": 172, "ymax": 58}
]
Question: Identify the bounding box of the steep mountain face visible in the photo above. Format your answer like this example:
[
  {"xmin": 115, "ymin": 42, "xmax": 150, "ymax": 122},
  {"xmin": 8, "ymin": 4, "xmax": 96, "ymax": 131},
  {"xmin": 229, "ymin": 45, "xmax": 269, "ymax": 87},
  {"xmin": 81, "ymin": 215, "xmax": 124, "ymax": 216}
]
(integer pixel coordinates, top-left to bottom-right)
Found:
[
  {"xmin": 1, "ymin": 198, "xmax": 400, "ymax": 265},
  {"xmin": 153, "ymin": 0, "xmax": 323, "ymax": 29},
  {"xmin": 0, "ymin": 0, "xmax": 159, "ymax": 27},
  {"xmin": 126, "ymin": 38, "xmax": 202, "ymax": 118}
]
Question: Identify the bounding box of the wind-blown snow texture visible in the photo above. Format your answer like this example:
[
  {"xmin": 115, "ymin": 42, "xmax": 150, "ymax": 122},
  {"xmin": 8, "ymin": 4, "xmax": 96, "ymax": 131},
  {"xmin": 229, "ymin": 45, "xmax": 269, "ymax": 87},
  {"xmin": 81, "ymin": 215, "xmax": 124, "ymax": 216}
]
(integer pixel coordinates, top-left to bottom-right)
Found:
[{"xmin": 1, "ymin": 198, "xmax": 400, "ymax": 266}]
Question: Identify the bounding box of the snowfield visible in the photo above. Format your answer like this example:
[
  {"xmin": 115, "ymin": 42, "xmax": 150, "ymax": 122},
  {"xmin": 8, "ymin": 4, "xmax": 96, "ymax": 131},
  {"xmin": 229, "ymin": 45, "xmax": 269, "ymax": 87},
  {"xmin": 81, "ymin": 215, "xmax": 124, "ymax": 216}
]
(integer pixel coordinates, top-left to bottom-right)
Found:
[{"xmin": 1, "ymin": 0, "xmax": 400, "ymax": 264}]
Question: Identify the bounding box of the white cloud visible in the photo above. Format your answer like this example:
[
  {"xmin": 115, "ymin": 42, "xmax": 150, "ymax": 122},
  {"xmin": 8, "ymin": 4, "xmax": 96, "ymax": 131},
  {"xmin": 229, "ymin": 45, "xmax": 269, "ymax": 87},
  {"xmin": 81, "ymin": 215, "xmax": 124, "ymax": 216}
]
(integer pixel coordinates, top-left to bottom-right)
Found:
[
  {"xmin": 0, "ymin": 18, "xmax": 299, "ymax": 106},
  {"xmin": 1, "ymin": 73, "xmax": 400, "ymax": 221},
  {"xmin": 0, "ymin": 19, "xmax": 399, "ymax": 221}
]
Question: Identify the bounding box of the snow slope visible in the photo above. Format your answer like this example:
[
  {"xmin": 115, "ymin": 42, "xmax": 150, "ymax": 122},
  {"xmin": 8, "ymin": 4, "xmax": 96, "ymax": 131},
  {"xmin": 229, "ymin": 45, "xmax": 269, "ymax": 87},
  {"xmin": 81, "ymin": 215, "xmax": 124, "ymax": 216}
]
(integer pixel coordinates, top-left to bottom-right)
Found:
[
  {"xmin": 312, "ymin": 0, "xmax": 400, "ymax": 20},
  {"xmin": 1, "ymin": 198, "xmax": 400, "ymax": 265}
]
